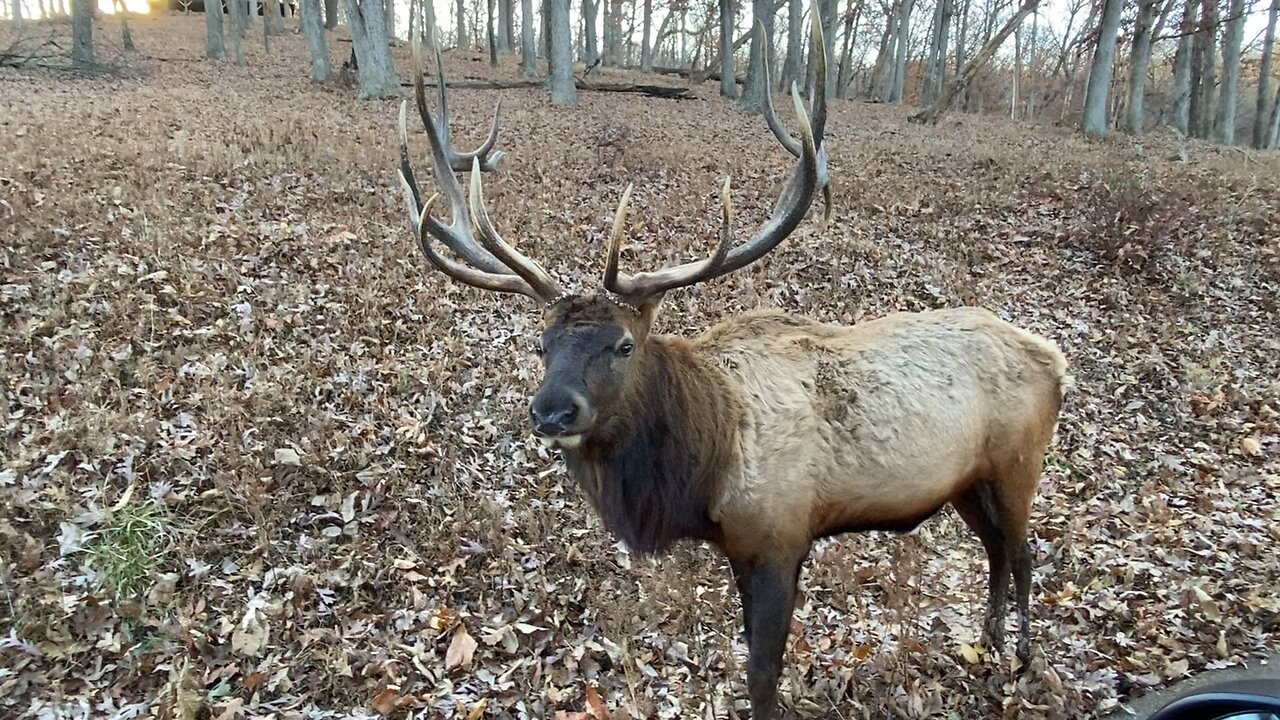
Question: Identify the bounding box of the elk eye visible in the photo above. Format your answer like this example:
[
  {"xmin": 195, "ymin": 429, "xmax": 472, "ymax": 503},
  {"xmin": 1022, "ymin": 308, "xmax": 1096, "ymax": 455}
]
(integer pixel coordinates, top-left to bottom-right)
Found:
[{"xmin": 617, "ymin": 341, "xmax": 634, "ymax": 357}]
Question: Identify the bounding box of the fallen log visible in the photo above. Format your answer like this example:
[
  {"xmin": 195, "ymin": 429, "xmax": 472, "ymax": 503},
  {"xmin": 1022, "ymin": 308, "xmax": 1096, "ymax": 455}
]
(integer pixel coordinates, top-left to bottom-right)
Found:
[{"xmin": 403, "ymin": 76, "xmax": 695, "ymax": 99}]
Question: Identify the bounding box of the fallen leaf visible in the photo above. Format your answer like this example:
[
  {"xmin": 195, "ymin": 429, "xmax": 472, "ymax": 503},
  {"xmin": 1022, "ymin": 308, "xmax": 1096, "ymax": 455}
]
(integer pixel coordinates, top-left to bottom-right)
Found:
[
  {"xmin": 446, "ymin": 625, "xmax": 478, "ymax": 671},
  {"xmin": 585, "ymin": 684, "xmax": 611, "ymax": 720},
  {"xmin": 370, "ymin": 687, "xmax": 412, "ymax": 717},
  {"xmin": 1240, "ymin": 437, "xmax": 1262, "ymax": 456}
]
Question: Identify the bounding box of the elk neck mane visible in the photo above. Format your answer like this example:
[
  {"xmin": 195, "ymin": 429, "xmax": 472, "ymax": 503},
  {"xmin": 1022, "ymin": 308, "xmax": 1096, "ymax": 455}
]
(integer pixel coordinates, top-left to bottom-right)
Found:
[{"xmin": 562, "ymin": 336, "xmax": 741, "ymax": 555}]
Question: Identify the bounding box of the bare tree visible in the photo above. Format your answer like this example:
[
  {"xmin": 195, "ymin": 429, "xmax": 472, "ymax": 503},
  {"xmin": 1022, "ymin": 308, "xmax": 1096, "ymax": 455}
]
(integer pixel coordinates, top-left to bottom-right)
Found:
[
  {"xmin": 837, "ymin": 0, "xmax": 864, "ymax": 96},
  {"xmin": 206, "ymin": 0, "xmax": 227, "ymax": 59},
  {"xmin": 265, "ymin": 0, "xmax": 285, "ymax": 34},
  {"xmin": 498, "ymin": 0, "xmax": 514, "ymax": 50},
  {"xmin": 720, "ymin": 0, "xmax": 737, "ymax": 96},
  {"xmin": 549, "ymin": 0, "xmax": 576, "ymax": 103},
  {"xmin": 521, "ymin": 0, "xmax": 538, "ymax": 73},
  {"xmin": 326, "ymin": 0, "xmax": 339, "ymax": 29},
  {"xmin": 1170, "ymin": 0, "xmax": 1195, "ymax": 133},
  {"xmin": 302, "ymin": 0, "xmax": 331, "ymax": 80},
  {"xmin": 229, "ymin": 0, "xmax": 248, "ymax": 64},
  {"xmin": 808, "ymin": 0, "xmax": 837, "ymax": 96},
  {"xmin": 1121, "ymin": 0, "xmax": 1164, "ymax": 133},
  {"xmin": 923, "ymin": 0, "xmax": 955, "ymax": 105},
  {"xmin": 782, "ymin": 0, "xmax": 803, "ymax": 89},
  {"xmin": 1189, "ymin": 0, "xmax": 1217, "ymax": 138},
  {"xmin": 740, "ymin": 0, "xmax": 777, "ymax": 109},
  {"xmin": 487, "ymin": 0, "xmax": 498, "ymax": 63},
  {"xmin": 1080, "ymin": 0, "xmax": 1125, "ymax": 136},
  {"xmin": 1256, "ymin": 0, "xmax": 1278, "ymax": 147},
  {"xmin": 343, "ymin": 0, "xmax": 402, "ymax": 98},
  {"xmin": 71, "ymin": 0, "xmax": 93, "ymax": 67},
  {"xmin": 456, "ymin": 0, "xmax": 469, "ymax": 47},
  {"xmin": 640, "ymin": 0, "xmax": 654, "ymax": 69},
  {"xmin": 584, "ymin": 0, "xmax": 600, "ymax": 70},
  {"xmin": 1212, "ymin": 0, "xmax": 1248, "ymax": 144},
  {"xmin": 912, "ymin": 0, "xmax": 1039, "ymax": 123}
]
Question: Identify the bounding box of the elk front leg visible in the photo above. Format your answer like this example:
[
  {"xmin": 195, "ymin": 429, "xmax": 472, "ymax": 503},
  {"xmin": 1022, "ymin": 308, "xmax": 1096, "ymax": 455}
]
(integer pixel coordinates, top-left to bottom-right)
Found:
[
  {"xmin": 745, "ymin": 558, "xmax": 802, "ymax": 720},
  {"xmin": 730, "ymin": 558, "xmax": 754, "ymax": 644}
]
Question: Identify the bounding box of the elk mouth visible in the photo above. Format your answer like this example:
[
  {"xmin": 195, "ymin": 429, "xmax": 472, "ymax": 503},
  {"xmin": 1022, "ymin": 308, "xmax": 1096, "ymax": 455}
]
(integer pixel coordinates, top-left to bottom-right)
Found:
[{"xmin": 536, "ymin": 433, "xmax": 584, "ymax": 450}]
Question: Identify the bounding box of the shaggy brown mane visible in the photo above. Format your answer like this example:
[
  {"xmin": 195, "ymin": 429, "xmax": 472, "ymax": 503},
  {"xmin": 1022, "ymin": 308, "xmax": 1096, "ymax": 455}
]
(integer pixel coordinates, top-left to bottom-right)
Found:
[{"xmin": 562, "ymin": 338, "xmax": 740, "ymax": 555}]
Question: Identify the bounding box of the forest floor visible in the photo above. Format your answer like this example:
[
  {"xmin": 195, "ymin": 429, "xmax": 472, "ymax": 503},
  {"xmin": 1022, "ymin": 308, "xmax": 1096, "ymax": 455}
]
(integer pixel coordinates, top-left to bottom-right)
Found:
[{"xmin": 2, "ymin": 13, "xmax": 1279, "ymax": 720}]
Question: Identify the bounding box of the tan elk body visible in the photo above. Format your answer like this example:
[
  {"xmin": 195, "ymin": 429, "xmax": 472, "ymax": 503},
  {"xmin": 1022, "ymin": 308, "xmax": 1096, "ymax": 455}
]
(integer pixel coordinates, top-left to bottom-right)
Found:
[{"xmin": 393, "ymin": 22, "xmax": 1068, "ymax": 719}]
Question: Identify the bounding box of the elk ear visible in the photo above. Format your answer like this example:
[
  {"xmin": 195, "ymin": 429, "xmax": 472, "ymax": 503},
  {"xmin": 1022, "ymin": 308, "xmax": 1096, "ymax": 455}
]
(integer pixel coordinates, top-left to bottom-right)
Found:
[{"xmin": 634, "ymin": 294, "xmax": 665, "ymax": 335}]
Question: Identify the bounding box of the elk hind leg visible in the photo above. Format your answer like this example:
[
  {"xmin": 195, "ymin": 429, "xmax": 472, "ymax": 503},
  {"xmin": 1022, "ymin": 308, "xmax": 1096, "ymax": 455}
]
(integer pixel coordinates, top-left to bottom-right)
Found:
[
  {"xmin": 1001, "ymin": 456, "xmax": 1043, "ymax": 665},
  {"xmin": 951, "ymin": 482, "xmax": 1011, "ymax": 654}
]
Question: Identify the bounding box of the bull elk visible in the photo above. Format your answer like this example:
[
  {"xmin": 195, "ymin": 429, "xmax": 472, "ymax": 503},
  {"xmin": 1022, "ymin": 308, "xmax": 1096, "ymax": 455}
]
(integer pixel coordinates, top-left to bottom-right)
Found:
[{"xmin": 395, "ymin": 22, "xmax": 1068, "ymax": 720}]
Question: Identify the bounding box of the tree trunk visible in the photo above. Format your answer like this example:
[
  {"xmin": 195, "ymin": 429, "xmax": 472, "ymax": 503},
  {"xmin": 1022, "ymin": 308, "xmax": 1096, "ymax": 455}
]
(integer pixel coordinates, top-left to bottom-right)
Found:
[
  {"xmin": 740, "ymin": 0, "xmax": 775, "ymax": 109},
  {"xmin": 206, "ymin": 0, "xmax": 226, "ymax": 59},
  {"xmin": 912, "ymin": 0, "xmax": 1039, "ymax": 123},
  {"xmin": 1213, "ymin": 0, "xmax": 1247, "ymax": 144},
  {"xmin": 114, "ymin": 0, "xmax": 135, "ymax": 52},
  {"xmin": 719, "ymin": 0, "xmax": 737, "ymax": 96},
  {"xmin": 265, "ymin": 0, "xmax": 284, "ymax": 34},
  {"xmin": 1255, "ymin": 0, "xmax": 1279, "ymax": 147},
  {"xmin": 71, "ymin": 0, "xmax": 93, "ymax": 66},
  {"xmin": 1189, "ymin": 0, "xmax": 1217, "ymax": 138},
  {"xmin": 608, "ymin": 0, "xmax": 624, "ymax": 63},
  {"xmin": 229, "ymin": 0, "xmax": 247, "ymax": 64},
  {"xmin": 1267, "ymin": 87, "xmax": 1280, "ymax": 148},
  {"xmin": 548, "ymin": 0, "xmax": 576, "ymax": 103},
  {"xmin": 954, "ymin": 0, "xmax": 969, "ymax": 75},
  {"xmin": 837, "ymin": 0, "xmax": 863, "ymax": 97},
  {"xmin": 487, "ymin": 0, "xmax": 497, "ymax": 64},
  {"xmin": 455, "ymin": 0, "xmax": 468, "ymax": 47},
  {"xmin": 584, "ymin": 0, "xmax": 600, "ymax": 71},
  {"xmin": 497, "ymin": 0, "xmax": 513, "ymax": 50},
  {"xmin": 343, "ymin": 0, "xmax": 402, "ymax": 98},
  {"xmin": 302, "ymin": 0, "xmax": 331, "ymax": 80},
  {"xmin": 888, "ymin": 0, "xmax": 914, "ymax": 102},
  {"xmin": 326, "ymin": 0, "xmax": 339, "ymax": 29},
  {"xmin": 922, "ymin": 0, "xmax": 953, "ymax": 105},
  {"xmin": 10, "ymin": 0, "xmax": 21, "ymax": 25},
  {"xmin": 1121, "ymin": 0, "xmax": 1161, "ymax": 133},
  {"xmin": 1170, "ymin": 0, "xmax": 1195, "ymax": 133},
  {"xmin": 872, "ymin": 4, "xmax": 899, "ymax": 99},
  {"xmin": 423, "ymin": 0, "xmax": 439, "ymax": 46},
  {"xmin": 782, "ymin": 0, "xmax": 802, "ymax": 90},
  {"xmin": 1026, "ymin": 8, "xmax": 1038, "ymax": 117},
  {"xmin": 807, "ymin": 0, "xmax": 837, "ymax": 96},
  {"xmin": 521, "ymin": 0, "xmax": 537, "ymax": 73},
  {"xmin": 1012, "ymin": 18, "xmax": 1021, "ymax": 117},
  {"xmin": 1079, "ymin": 0, "xmax": 1124, "ymax": 136},
  {"xmin": 640, "ymin": 0, "xmax": 653, "ymax": 70}
]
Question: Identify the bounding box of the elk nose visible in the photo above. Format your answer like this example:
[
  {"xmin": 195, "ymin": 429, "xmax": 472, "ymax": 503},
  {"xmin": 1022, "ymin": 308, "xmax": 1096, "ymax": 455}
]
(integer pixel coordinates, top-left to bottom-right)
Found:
[{"xmin": 529, "ymin": 401, "xmax": 578, "ymax": 436}]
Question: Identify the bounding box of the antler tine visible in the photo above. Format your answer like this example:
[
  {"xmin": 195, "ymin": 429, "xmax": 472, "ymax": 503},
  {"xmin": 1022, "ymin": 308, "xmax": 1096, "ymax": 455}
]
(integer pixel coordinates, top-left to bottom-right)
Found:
[
  {"xmin": 761, "ymin": 17, "xmax": 831, "ymax": 227},
  {"xmin": 604, "ymin": 180, "xmax": 735, "ymax": 298},
  {"xmin": 398, "ymin": 39, "xmax": 563, "ymax": 303},
  {"xmin": 602, "ymin": 17, "xmax": 824, "ymax": 301},
  {"xmin": 432, "ymin": 45, "xmax": 505, "ymax": 172},
  {"xmin": 468, "ymin": 160, "xmax": 564, "ymax": 301}
]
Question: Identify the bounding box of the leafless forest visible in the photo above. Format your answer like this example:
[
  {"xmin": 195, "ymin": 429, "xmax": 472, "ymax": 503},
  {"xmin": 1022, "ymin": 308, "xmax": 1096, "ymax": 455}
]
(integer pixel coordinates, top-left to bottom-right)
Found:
[{"xmin": 1, "ymin": 7, "xmax": 1279, "ymax": 720}]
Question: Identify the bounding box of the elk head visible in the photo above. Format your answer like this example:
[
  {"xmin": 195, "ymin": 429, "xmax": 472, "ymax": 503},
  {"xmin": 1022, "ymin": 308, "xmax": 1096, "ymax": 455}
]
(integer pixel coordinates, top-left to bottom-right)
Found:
[{"xmin": 396, "ymin": 21, "xmax": 827, "ymax": 450}]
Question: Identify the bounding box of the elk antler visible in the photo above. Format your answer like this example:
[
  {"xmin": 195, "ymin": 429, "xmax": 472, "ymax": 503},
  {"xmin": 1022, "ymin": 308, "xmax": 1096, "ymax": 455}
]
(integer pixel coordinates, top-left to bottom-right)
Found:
[
  {"xmin": 397, "ymin": 40, "xmax": 565, "ymax": 303},
  {"xmin": 760, "ymin": 20, "xmax": 831, "ymax": 227},
  {"xmin": 602, "ymin": 14, "xmax": 828, "ymax": 301}
]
